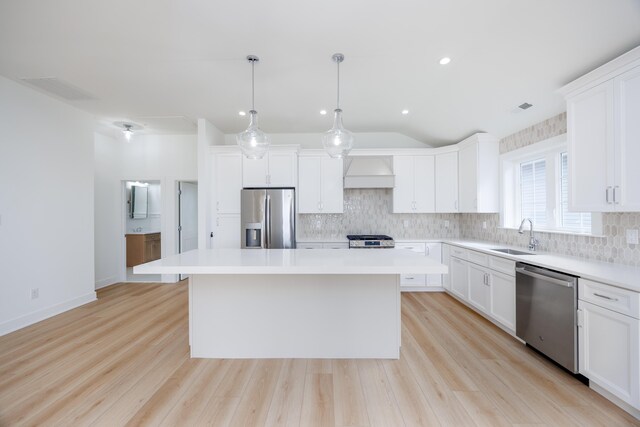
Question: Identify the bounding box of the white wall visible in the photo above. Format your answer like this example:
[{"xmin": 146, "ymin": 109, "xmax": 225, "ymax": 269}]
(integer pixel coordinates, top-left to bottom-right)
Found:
[
  {"xmin": 0, "ymin": 75, "xmax": 96, "ymax": 335},
  {"xmin": 197, "ymin": 119, "xmax": 225, "ymax": 249},
  {"xmin": 222, "ymin": 132, "xmax": 431, "ymax": 148},
  {"xmin": 94, "ymin": 133, "xmax": 197, "ymax": 287}
]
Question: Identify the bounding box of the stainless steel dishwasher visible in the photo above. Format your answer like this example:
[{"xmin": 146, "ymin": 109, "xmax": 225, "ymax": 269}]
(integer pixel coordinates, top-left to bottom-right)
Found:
[{"xmin": 515, "ymin": 263, "xmax": 579, "ymax": 373}]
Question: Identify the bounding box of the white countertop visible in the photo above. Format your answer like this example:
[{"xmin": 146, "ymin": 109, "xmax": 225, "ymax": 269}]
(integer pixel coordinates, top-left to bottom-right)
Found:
[
  {"xmin": 446, "ymin": 239, "xmax": 640, "ymax": 293},
  {"xmin": 134, "ymin": 248, "xmax": 448, "ymax": 275}
]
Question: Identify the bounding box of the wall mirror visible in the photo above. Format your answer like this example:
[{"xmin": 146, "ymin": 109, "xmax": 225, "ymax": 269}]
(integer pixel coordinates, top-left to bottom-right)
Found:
[{"xmin": 130, "ymin": 184, "xmax": 148, "ymax": 219}]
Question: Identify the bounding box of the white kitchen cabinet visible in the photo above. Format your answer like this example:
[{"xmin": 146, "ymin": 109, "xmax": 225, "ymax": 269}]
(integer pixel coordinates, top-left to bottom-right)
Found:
[
  {"xmin": 435, "ymin": 151, "xmax": 459, "ymax": 213},
  {"xmin": 442, "ymin": 244, "xmax": 451, "ymax": 290},
  {"xmin": 425, "ymin": 243, "xmax": 442, "ymax": 286},
  {"xmin": 560, "ymin": 47, "xmax": 640, "ymax": 212},
  {"xmin": 457, "ymin": 134, "xmax": 499, "ymax": 213},
  {"xmin": 467, "ymin": 263, "xmax": 490, "ymax": 313},
  {"xmin": 395, "ymin": 243, "xmax": 427, "ymax": 288},
  {"xmin": 392, "ymin": 155, "xmax": 435, "ymax": 213},
  {"xmin": 322, "ymin": 242, "xmax": 349, "ymax": 249},
  {"xmin": 242, "ymin": 149, "xmax": 297, "ymax": 187},
  {"xmin": 450, "ymin": 256, "xmax": 469, "ymax": 300},
  {"xmin": 212, "ymin": 214, "xmax": 240, "ymax": 249},
  {"xmin": 578, "ymin": 299, "xmax": 639, "ymax": 408},
  {"xmin": 211, "ymin": 151, "xmax": 243, "ymax": 214},
  {"xmin": 488, "ymin": 270, "xmax": 515, "ymax": 331},
  {"xmin": 298, "ymin": 154, "xmax": 343, "ymax": 214}
]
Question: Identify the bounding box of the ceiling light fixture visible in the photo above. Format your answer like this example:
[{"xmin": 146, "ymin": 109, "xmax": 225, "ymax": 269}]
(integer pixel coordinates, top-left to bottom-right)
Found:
[
  {"xmin": 237, "ymin": 55, "xmax": 270, "ymax": 159},
  {"xmin": 322, "ymin": 53, "xmax": 354, "ymax": 158},
  {"xmin": 114, "ymin": 121, "xmax": 142, "ymax": 142},
  {"xmin": 401, "ymin": 109, "xmax": 409, "ymax": 115},
  {"xmin": 439, "ymin": 57, "xmax": 451, "ymax": 65}
]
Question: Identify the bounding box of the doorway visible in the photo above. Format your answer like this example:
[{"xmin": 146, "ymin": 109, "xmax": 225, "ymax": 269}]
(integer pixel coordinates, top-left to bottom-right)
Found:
[
  {"xmin": 123, "ymin": 180, "xmax": 162, "ymax": 282},
  {"xmin": 178, "ymin": 181, "xmax": 198, "ymax": 280}
]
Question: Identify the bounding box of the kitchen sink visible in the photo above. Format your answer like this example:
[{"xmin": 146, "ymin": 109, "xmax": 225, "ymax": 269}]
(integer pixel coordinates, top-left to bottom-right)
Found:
[{"xmin": 490, "ymin": 248, "xmax": 536, "ymax": 255}]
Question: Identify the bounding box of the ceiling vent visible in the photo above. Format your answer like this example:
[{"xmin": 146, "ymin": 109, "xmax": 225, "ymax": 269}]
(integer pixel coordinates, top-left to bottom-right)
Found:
[
  {"xmin": 518, "ymin": 102, "xmax": 533, "ymax": 110},
  {"xmin": 20, "ymin": 77, "xmax": 94, "ymax": 100}
]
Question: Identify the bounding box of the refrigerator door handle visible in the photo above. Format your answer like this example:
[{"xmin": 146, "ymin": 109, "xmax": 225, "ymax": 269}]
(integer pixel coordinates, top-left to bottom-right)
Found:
[{"xmin": 265, "ymin": 194, "xmax": 271, "ymax": 248}]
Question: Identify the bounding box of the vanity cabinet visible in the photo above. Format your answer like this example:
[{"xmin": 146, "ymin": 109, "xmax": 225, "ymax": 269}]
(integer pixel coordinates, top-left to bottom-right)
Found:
[
  {"xmin": 392, "ymin": 155, "xmax": 435, "ymax": 213},
  {"xmin": 578, "ymin": 278, "xmax": 640, "ymax": 409},
  {"xmin": 242, "ymin": 150, "xmax": 297, "ymax": 188},
  {"xmin": 560, "ymin": 47, "xmax": 640, "ymax": 212},
  {"xmin": 457, "ymin": 134, "xmax": 499, "ymax": 213},
  {"xmin": 298, "ymin": 153, "xmax": 343, "ymax": 213},
  {"xmin": 126, "ymin": 233, "xmax": 161, "ymax": 267}
]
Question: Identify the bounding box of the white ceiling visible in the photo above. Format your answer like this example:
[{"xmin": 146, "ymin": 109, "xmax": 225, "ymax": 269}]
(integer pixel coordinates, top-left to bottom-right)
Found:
[{"xmin": 1, "ymin": 0, "xmax": 639, "ymax": 146}]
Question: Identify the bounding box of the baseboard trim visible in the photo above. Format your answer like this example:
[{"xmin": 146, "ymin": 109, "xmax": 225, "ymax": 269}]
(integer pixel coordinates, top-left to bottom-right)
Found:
[
  {"xmin": 0, "ymin": 292, "xmax": 97, "ymax": 336},
  {"xmin": 590, "ymin": 382, "xmax": 640, "ymax": 420},
  {"xmin": 95, "ymin": 275, "xmax": 119, "ymax": 289}
]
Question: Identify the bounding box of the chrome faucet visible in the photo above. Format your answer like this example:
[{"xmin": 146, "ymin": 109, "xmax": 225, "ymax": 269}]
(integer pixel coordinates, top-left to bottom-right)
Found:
[{"xmin": 518, "ymin": 218, "xmax": 539, "ymax": 251}]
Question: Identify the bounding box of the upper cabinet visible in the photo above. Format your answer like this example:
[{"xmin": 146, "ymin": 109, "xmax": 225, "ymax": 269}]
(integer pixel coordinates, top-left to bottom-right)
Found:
[
  {"xmin": 560, "ymin": 46, "xmax": 640, "ymax": 212},
  {"xmin": 298, "ymin": 152, "xmax": 344, "ymax": 214},
  {"xmin": 435, "ymin": 151, "xmax": 459, "ymax": 213},
  {"xmin": 242, "ymin": 149, "xmax": 297, "ymax": 188},
  {"xmin": 211, "ymin": 150, "xmax": 243, "ymax": 214},
  {"xmin": 458, "ymin": 134, "xmax": 499, "ymax": 213},
  {"xmin": 392, "ymin": 155, "xmax": 435, "ymax": 213}
]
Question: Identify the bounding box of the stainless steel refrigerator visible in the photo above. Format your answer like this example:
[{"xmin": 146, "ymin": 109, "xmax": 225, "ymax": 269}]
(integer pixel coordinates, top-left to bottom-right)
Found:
[{"xmin": 241, "ymin": 188, "xmax": 296, "ymax": 249}]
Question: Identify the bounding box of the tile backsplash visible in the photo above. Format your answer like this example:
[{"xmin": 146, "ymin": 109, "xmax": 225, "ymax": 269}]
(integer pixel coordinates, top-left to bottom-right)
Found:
[
  {"xmin": 298, "ymin": 113, "xmax": 640, "ymax": 267},
  {"xmin": 298, "ymin": 189, "xmax": 460, "ymax": 240}
]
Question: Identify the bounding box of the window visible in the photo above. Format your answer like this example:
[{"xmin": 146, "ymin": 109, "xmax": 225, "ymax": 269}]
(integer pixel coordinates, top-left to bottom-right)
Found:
[{"xmin": 501, "ymin": 135, "xmax": 600, "ymax": 235}]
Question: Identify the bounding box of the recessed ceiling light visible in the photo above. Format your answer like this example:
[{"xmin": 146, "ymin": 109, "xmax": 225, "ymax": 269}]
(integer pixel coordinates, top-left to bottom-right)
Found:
[
  {"xmin": 401, "ymin": 109, "xmax": 409, "ymax": 115},
  {"xmin": 320, "ymin": 110, "xmax": 327, "ymax": 115},
  {"xmin": 439, "ymin": 57, "xmax": 451, "ymax": 65},
  {"xmin": 238, "ymin": 111, "xmax": 246, "ymax": 116},
  {"xmin": 518, "ymin": 102, "xmax": 533, "ymax": 110}
]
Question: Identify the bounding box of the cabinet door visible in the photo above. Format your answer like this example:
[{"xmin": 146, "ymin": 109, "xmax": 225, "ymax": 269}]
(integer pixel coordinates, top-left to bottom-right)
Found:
[
  {"xmin": 441, "ymin": 244, "xmax": 451, "ymax": 290},
  {"xmin": 268, "ymin": 152, "xmax": 297, "ymax": 187},
  {"xmin": 435, "ymin": 152, "xmax": 459, "ymax": 212},
  {"xmin": 395, "ymin": 243, "xmax": 427, "ymax": 288},
  {"xmin": 242, "ymin": 156, "xmax": 268, "ymax": 187},
  {"xmin": 579, "ymin": 300, "xmax": 639, "ymax": 407},
  {"xmin": 425, "ymin": 243, "xmax": 442, "ymax": 286},
  {"xmin": 298, "ymin": 156, "xmax": 322, "ymax": 213},
  {"xmin": 615, "ymin": 66, "xmax": 640, "ymax": 211},
  {"xmin": 213, "ymin": 215, "xmax": 241, "ymax": 248},
  {"xmin": 468, "ymin": 263, "xmax": 490, "ymax": 313},
  {"xmin": 392, "ymin": 156, "xmax": 415, "ymax": 213},
  {"xmin": 489, "ymin": 270, "xmax": 515, "ymax": 331},
  {"xmin": 458, "ymin": 143, "xmax": 477, "ymax": 212},
  {"xmin": 413, "ymin": 155, "xmax": 435, "ymax": 213},
  {"xmin": 567, "ymin": 81, "xmax": 615, "ymax": 212},
  {"xmin": 450, "ymin": 257, "xmax": 469, "ymax": 300},
  {"xmin": 320, "ymin": 157, "xmax": 344, "ymax": 213},
  {"xmin": 214, "ymin": 152, "xmax": 242, "ymax": 214}
]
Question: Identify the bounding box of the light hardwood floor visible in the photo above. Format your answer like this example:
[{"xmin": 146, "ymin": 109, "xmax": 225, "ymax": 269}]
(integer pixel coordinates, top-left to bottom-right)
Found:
[{"xmin": 1, "ymin": 281, "xmax": 638, "ymax": 426}]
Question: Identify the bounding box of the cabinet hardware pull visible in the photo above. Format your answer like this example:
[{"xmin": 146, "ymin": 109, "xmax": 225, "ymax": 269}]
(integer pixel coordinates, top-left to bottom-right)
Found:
[
  {"xmin": 613, "ymin": 186, "xmax": 619, "ymax": 204},
  {"xmin": 216, "ymin": 201, "xmax": 220, "ymax": 211},
  {"xmin": 593, "ymin": 292, "xmax": 618, "ymax": 301},
  {"xmin": 606, "ymin": 187, "xmax": 612, "ymax": 204},
  {"xmin": 425, "ymin": 247, "xmax": 430, "ymax": 255}
]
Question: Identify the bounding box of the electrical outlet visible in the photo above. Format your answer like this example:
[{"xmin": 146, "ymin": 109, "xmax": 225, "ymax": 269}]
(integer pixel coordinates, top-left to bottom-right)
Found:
[
  {"xmin": 482, "ymin": 221, "xmax": 487, "ymax": 230},
  {"xmin": 626, "ymin": 229, "xmax": 639, "ymax": 245},
  {"xmin": 444, "ymin": 220, "xmax": 450, "ymax": 229},
  {"xmin": 30, "ymin": 288, "xmax": 39, "ymax": 300}
]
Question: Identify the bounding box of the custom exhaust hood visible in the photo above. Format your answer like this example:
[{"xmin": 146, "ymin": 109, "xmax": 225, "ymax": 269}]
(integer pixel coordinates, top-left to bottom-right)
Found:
[{"xmin": 343, "ymin": 156, "xmax": 395, "ymax": 188}]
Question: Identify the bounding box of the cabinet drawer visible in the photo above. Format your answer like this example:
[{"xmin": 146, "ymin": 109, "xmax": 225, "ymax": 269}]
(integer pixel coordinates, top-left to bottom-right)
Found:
[
  {"xmin": 488, "ymin": 256, "xmax": 516, "ymax": 276},
  {"xmin": 450, "ymin": 246, "xmax": 468, "ymax": 260},
  {"xmin": 467, "ymin": 250, "xmax": 489, "ymax": 267},
  {"xmin": 400, "ymin": 274, "xmax": 427, "ymax": 287},
  {"xmin": 579, "ymin": 279, "xmax": 639, "ymax": 319},
  {"xmin": 297, "ymin": 242, "xmax": 324, "ymax": 249},
  {"xmin": 147, "ymin": 233, "xmax": 161, "ymax": 241},
  {"xmin": 395, "ymin": 243, "xmax": 426, "ymax": 254}
]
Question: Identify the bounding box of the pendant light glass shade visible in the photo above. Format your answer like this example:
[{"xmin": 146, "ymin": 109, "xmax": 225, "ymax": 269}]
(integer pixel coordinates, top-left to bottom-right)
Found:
[
  {"xmin": 237, "ymin": 55, "xmax": 269, "ymax": 159},
  {"xmin": 237, "ymin": 110, "xmax": 270, "ymax": 159},
  {"xmin": 322, "ymin": 53, "xmax": 354, "ymax": 158},
  {"xmin": 322, "ymin": 109, "xmax": 354, "ymax": 158}
]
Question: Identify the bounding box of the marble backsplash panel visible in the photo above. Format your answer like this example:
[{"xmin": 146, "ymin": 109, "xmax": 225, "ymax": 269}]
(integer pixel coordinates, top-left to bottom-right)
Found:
[{"xmin": 297, "ymin": 189, "xmax": 461, "ymax": 240}]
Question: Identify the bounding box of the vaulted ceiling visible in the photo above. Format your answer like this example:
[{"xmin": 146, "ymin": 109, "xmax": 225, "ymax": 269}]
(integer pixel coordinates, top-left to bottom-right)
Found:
[{"xmin": 1, "ymin": 0, "xmax": 639, "ymax": 146}]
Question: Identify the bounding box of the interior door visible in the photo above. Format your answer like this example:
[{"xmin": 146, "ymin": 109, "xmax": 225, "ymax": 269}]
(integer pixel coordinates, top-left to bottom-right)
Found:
[{"xmin": 179, "ymin": 182, "xmax": 198, "ymax": 280}]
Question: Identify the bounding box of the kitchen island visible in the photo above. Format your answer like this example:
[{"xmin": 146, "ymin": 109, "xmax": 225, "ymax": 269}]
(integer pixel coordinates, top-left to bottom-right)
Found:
[{"xmin": 135, "ymin": 249, "xmax": 447, "ymax": 359}]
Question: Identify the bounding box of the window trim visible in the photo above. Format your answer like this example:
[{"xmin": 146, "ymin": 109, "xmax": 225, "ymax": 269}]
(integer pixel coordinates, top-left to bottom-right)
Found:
[{"xmin": 500, "ymin": 135, "xmax": 603, "ymax": 236}]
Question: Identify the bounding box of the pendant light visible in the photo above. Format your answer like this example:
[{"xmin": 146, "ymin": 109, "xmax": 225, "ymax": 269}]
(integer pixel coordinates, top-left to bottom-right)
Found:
[
  {"xmin": 237, "ymin": 55, "xmax": 270, "ymax": 159},
  {"xmin": 322, "ymin": 53, "xmax": 354, "ymax": 158}
]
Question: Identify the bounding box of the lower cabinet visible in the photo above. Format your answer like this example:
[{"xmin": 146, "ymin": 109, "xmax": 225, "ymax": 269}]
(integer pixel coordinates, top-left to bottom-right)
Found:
[
  {"xmin": 578, "ymin": 280, "xmax": 640, "ymax": 410},
  {"xmin": 212, "ymin": 215, "xmax": 240, "ymax": 248},
  {"xmin": 395, "ymin": 242, "xmax": 443, "ymax": 291},
  {"xmin": 448, "ymin": 246, "xmax": 516, "ymax": 333},
  {"xmin": 442, "ymin": 244, "xmax": 451, "ymax": 291},
  {"xmin": 126, "ymin": 233, "xmax": 161, "ymax": 267}
]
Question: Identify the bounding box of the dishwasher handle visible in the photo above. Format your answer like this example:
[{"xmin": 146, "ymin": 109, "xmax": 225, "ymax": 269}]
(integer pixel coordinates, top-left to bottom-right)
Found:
[{"xmin": 515, "ymin": 267, "xmax": 575, "ymax": 288}]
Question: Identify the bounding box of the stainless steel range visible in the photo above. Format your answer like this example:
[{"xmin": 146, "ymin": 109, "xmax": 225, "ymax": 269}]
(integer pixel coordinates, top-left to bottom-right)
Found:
[{"xmin": 347, "ymin": 235, "xmax": 395, "ymax": 249}]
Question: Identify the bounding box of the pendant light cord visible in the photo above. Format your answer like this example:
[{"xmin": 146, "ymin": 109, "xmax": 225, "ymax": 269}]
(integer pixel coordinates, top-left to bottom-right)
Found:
[
  {"xmin": 336, "ymin": 60, "xmax": 340, "ymax": 110},
  {"xmin": 251, "ymin": 59, "xmax": 255, "ymax": 111}
]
